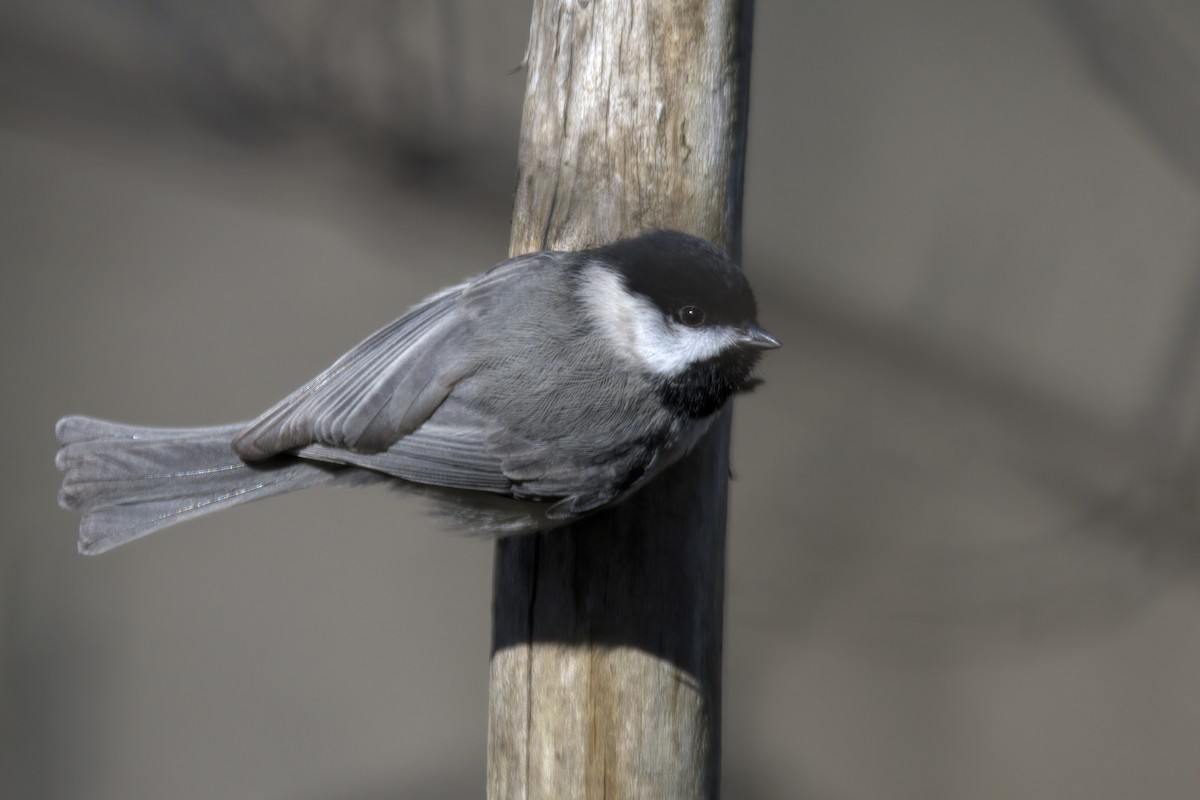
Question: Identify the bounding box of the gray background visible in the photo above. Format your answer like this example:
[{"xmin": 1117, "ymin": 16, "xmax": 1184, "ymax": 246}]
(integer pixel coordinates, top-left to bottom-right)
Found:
[{"xmin": 3, "ymin": 0, "xmax": 1200, "ymax": 798}]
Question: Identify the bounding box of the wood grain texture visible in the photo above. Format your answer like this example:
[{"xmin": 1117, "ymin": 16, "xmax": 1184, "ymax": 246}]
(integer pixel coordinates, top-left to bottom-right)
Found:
[{"xmin": 489, "ymin": 1, "xmax": 754, "ymax": 798}]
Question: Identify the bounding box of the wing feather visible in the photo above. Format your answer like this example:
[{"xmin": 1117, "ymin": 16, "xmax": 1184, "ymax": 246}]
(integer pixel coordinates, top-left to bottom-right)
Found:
[
  {"xmin": 231, "ymin": 253, "xmax": 557, "ymax": 464},
  {"xmin": 232, "ymin": 286, "xmax": 472, "ymax": 459},
  {"xmin": 297, "ymin": 423, "xmax": 513, "ymax": 493},
  {"xmin": 229, "ymin": 250, "xmax": 642, "ymax": 509}
]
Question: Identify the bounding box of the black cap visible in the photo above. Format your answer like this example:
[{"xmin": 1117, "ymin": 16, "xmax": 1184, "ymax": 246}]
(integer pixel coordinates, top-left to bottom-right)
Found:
[{"xmin": 586, "ymin": 230, "xmax": 759, "ymax": 328}]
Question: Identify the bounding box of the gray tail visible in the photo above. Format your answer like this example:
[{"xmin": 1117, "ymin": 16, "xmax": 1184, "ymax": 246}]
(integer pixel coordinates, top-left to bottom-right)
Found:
[{"xmin": 55, "ymin": 416, "xmax": 344, "ymax": 555}]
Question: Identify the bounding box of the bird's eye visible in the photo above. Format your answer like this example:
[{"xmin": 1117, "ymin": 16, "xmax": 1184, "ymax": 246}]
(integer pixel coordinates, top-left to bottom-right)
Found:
[{"xmin": 677, "ymin": 305, "xmax": 706, "ymax": 327}]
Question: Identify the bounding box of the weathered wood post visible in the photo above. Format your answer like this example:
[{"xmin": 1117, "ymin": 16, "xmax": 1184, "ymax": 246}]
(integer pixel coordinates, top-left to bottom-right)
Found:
[{"xmin": 489, "ymin": 1, "xmax": 755, "ymax": 798}]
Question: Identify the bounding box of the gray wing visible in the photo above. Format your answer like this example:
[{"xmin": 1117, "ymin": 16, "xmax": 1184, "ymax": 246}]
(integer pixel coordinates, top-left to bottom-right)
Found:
[
  {"xmin": 297, "ymin": 422, "xmax": 512, "ymax": 494},
  {"xmin": 231, "ymin": 286, "xmax": 472, "ymax": 459},
  {"xmin": 298, "ymin": 418, "xmax": 643, "ymax": 513},
  {"xmin": 231, "ymin": 250, "xmax": 647, "ymax": 511},
  {"xmin": 232, "ymin": 254, "xmax": 551, "ymax": 463}
]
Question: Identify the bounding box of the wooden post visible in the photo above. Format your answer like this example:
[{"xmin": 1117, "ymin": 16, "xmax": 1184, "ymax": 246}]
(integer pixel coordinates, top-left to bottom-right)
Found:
[{"xmin": 488, "ymin": 1, "xmax": 754, "ymax": 798}]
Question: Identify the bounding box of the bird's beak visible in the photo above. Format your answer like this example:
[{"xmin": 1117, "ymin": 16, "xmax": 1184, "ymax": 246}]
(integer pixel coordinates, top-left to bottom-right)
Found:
[{"xmin": 739, "ymin": 325, "xmax": 781, "ymax": 350}]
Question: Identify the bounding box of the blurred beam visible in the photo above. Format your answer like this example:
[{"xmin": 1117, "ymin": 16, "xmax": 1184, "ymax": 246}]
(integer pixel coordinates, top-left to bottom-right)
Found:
[{"xmin": 1052, "ymin": 0, "xmax": 1200, "ymax": 192}]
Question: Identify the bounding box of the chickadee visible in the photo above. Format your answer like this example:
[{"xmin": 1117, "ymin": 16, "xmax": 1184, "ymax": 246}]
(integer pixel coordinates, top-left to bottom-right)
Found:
[{"xmin": 56, "ymin": 230, "xmax": 779, "ymax": 555}]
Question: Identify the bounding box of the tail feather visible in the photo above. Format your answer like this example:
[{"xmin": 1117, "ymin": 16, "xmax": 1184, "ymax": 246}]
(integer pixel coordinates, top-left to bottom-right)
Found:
[{"xmin": 55, "ymin": 416, "xmax": 345, "ymax": 555}]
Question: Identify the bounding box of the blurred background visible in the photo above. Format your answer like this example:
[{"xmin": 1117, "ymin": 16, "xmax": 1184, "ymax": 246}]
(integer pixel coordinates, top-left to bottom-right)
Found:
[{"xmin": 3, "ymin": 0, "xmax": 1200, "ymax": 797}]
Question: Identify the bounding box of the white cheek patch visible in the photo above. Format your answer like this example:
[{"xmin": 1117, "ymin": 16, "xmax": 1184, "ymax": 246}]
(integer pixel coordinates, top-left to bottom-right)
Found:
[
  {"xmin": 580, "ymin": 263, "xmax": 740, "ymax": 376},
  {"xmin": 579, "ymin": 265, "xmax": 643, "ymax": 364}
]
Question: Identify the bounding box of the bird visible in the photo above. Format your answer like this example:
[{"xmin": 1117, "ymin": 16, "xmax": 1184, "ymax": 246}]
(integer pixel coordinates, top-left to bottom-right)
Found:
[{"xmin": 55, "ymin": 230, "xmax": 779, "ymax": 555}]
